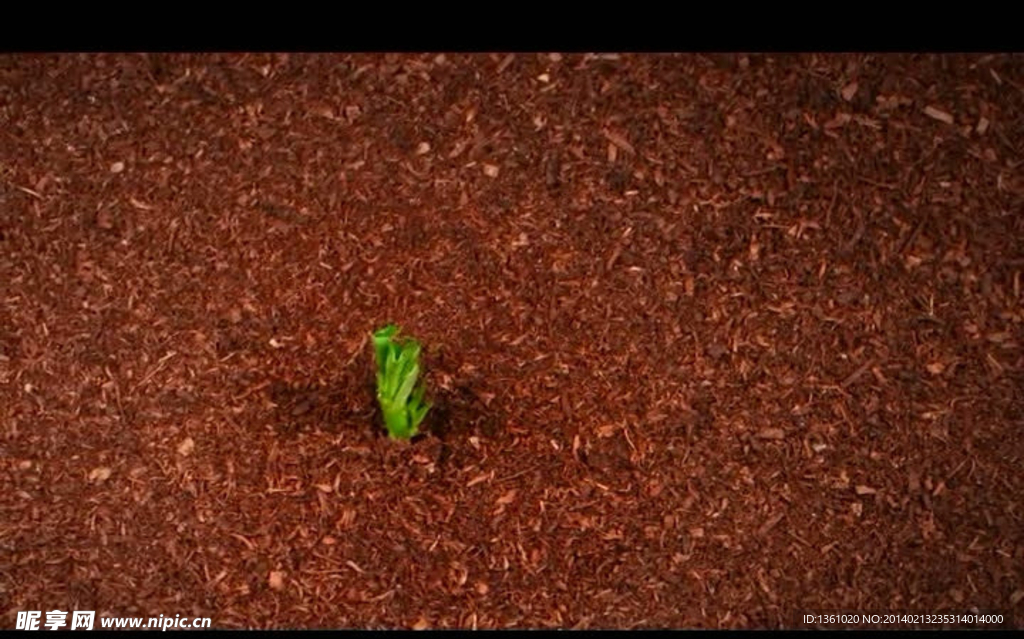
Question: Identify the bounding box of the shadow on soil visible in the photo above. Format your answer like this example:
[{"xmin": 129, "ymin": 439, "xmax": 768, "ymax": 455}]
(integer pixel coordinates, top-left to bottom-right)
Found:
[{"xmin": 266, "ymin": 372, "xmax": 505, "ymax": 451}]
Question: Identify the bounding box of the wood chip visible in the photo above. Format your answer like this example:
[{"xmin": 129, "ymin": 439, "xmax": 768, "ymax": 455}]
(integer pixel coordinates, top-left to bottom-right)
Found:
[
  {"xmin": 923, "ymin": 105, "xmax": 954, "ymax": 125},
  {"xmin": 840, "ymin": 81, "xmax": 858, "ymax": 102},
  {"xmin": 757, "ymin": 428, "xmax": 786, "ymax": 440},
  {"xmin": 855, "ymin": 485, "xmax": 877, "ymax": 496},
  {"xmin": 602, "ymin": 129, "xmax": 635, "ymax": 155},
  {"xmin": 447, "ymin": 139, "xmax": 469, "ymax": 159},
  {"xmin": 841, "ymin": 359, "xmax": 874, "ymax": 388},
  {"xmin": 496, "ymin": 54, "xmax": 515, "ymax": 74},
  {"xmin": 467, "ymin": 472, "xmax": 492, "ymax": 487},
  {"xmin": 824, "ymin": 112, "xmax": 851, "ymax": 129},
  {"xmin": 757, "ymin": 513, "xmax": 785, "ymax": 535},
  {"xmin": 229, "ymin": 532, "xmax": 256, "ymax": 551},
  {"xmin": 482, "ymin": 164, "xmax": 500, "ymax": 178},
  {"xmin": 346, "ymin": 560, "xmax": 365, "ymax": 574},
  {"xmin": 128, "ymin": 196, "xmax": 155, "ymax": 211}
]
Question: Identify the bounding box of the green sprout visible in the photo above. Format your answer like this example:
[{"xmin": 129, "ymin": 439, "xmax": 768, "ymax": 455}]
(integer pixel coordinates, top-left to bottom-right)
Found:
[{"xmin": 372, "ymin": 324, "xmax": 431, "ymax": 440}]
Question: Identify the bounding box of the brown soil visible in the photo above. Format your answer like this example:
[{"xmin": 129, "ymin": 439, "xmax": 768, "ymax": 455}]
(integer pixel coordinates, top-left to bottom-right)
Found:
[{"xmin": 1, "ymin": 53, "xmax": 1022, "ymax": 629}]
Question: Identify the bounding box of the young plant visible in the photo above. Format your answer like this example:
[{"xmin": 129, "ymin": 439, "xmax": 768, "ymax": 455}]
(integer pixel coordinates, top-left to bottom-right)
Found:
[{"xmin": 371, "ymin": 324, "xmax": 431, "ymax": 440}]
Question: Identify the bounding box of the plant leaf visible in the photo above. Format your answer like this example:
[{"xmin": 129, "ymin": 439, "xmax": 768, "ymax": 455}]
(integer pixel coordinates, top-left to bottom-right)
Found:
[
  {"xmin": 383, "ymin": 404, "xmax": 411, "ymax": 439},
  {"xmin": 371, "ymin": 324, "xmax": 431, "ymax": 440},
  {"xmin": 372, "ymin": 324, "xmax": 398, "ymax": 371},
  {"xmin": 394, "ymin": 347, "xmax": 421, "ymax": 404}
]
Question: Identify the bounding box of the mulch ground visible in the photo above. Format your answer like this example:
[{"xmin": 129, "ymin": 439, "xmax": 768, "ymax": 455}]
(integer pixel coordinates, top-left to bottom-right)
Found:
[{"xmin": 1, "ymin": 53, "xmax": 1022, "ymax": 629}]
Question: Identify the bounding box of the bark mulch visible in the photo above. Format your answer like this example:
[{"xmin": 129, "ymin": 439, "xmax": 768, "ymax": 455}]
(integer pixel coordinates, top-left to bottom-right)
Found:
[{"xmin": 1, "ymin": 53, "xmax": 1022, "ymax": 629}]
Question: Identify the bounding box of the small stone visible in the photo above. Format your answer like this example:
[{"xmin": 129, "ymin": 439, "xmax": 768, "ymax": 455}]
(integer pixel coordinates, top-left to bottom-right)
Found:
[
  {"xmin": 177, "ymin": 437, "xmax": 195, "ymax": 457},
  {"xmin": 110, "ymin": 161, "xmax": 125, "ymax": 174},
  {"xmin": 89, "ymin": 467, "xmax": 113, "ymax": 483},
  {"xmin": 268, "ymin": 571, "xmax": 285, "ymax": 591},
  {"xmin": 482, "ymin": 164, "xmax": 500, "ymax": 178},
  {"xmin": 96, "ymin": 209, "xmax": 114, "ymax": 230}
]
